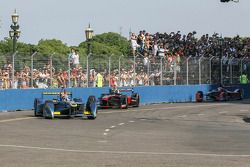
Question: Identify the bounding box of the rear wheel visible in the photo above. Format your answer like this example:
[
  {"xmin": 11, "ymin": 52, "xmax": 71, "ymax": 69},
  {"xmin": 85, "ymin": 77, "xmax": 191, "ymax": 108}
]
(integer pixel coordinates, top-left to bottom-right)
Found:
[
  {"xmin": 195, "ymin": 91, "xmax": 203, "ymax": 102},
  {"xmin": 120, "ymin": 95, "xmax": 128, "ymax": 109},
  {"xmin": 132, "ymin": 93, "xmax": 140, "ymax": 107}
]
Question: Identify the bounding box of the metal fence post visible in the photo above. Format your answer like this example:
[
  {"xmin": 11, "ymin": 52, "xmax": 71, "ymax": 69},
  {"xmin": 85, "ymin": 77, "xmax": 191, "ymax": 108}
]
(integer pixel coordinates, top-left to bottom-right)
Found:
[
  {"xmin": 160, "ymin": 57, "xmax": 163, "ymax": 85},
  {"xmin": 11, "ymin": 51, "xmax": 18, "ymax": 89},
  {"xmin": 220, "ymin": 58, "xmax": 223, "ymax": 85},
  {"xmin": 68, "ymin": 53, "xmax": 71, "ymax": 88},
  {"xmin": 186, "ymin": 56, "xmax": 192, "ymax": 85},
  {"xmin": 108, "ymin": 55, "xmax": 111, "ymax": 87},
  {"xmin": 86, "ymin": 54, "xmax": 90, "ymax": 88},
  {"xmin": 118, "ymin": 55, "xmax": 123, "ymax": 86},
  {"xmin": 147, "ymin": 60, "xmax": 150, "ymax": 86},
  {"xmin": 209, "ymin": 56, "xmax": 215, "ymax": 84},
  {"xmin": 30, "ymin": 52, "xmax": 37, "ymax": 88},
  {"xmin": 230, "ymin": 57, "xmax": 234, "ymax": 84},
  {"xmin": 240, "ymin": 57, "xmax": 246, "ymax": 76},
  {"xmin": 50, "ymin": 54, "xmax": 53, "ymax": 88},
  {"xmin": 198, "ymin": 56, "xmax": 203, "ymax": 85},
  {"xmin": 133, "ymin": 53, "xmax": 143, "ymax": 86},
  {"xmin": 133, "ymin": 55, "xmax": 136, "ymax": 86},
  {"xmin": 174, "ymin": 63, "xmax": 177, "ymax": 85}
]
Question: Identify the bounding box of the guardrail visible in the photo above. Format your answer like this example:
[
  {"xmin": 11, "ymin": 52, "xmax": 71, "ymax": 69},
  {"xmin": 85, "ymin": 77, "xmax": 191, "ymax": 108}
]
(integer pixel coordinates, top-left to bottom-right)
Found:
[{"xmin": 1, "ymin": 84, "xmax": 249, "ymax": 111}]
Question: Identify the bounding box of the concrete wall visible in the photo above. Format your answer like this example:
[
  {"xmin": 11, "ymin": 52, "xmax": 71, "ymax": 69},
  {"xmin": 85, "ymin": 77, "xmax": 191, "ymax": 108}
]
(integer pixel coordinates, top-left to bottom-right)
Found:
[{"xmin": 0, "ymin": 84, "xmax": 249, "ymax": 111}]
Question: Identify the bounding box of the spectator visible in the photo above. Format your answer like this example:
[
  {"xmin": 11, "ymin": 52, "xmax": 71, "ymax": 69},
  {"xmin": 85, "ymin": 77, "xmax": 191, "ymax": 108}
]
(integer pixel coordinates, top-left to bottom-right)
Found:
[
  {"xmin": 240, "ymin": 72, "xmax": 248, "ymax": 84},
  {"xmin": 96, "ymin": 71, "xmax": 104, "ymax": 87},
  {"xmin": 131, "ymin": 33, "xmax": 139, "ymax": 56},
  {"xmin": 137, "ymin": 31, "xmax": 145, "ymax": 53},
  {"xmin": 69, "ymin": 48, "xmax": 80, "ymax": 68}
]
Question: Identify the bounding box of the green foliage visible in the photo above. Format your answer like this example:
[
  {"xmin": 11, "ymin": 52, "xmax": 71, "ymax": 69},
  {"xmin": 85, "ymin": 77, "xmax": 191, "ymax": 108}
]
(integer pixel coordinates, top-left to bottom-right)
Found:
[
  {"xmin": 0, "ymin": 38, "xmax": 12, "ymax": 54},
  {"xmin": 79, "ymin": 32, "xmax": 130, "ymax": 56},
  {"xmin": 0, "ymin": 33, "xmax": 131, "ymax": 71},
  {"xmin": 37, "ymin": 39, "xmax": 70, "ymax": 55}
]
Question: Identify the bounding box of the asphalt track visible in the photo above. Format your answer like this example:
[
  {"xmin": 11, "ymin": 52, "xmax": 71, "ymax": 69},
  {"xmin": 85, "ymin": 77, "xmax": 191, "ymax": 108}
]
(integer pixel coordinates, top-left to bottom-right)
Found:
[{"xmin": 1, "ymin": 101, "xmax": 250, "ymax": 167}]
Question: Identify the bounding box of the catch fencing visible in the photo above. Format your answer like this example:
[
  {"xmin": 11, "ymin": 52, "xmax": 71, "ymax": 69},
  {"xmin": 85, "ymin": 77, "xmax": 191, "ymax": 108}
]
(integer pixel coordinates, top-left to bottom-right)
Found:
[{"xmin": 0, "ymin": 52, "xmax": 249, "ymax": 89}]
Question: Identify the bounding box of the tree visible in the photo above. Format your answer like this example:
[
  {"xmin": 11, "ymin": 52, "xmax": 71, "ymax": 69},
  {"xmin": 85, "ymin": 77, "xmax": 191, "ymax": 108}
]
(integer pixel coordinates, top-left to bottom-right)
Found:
[
  {"xmin": 79, "ymin": 32, "xmax": 130, "ymax": 56},
  {"xmin": 0, "ymin": 33, "xmax": 132, "ymax": 71},
  {"xmin": 37, "ymin": 39, "xmax": 70, "ymax": 55},
  {"xmin": 78, "ymin": 32, "xmax": 131, "ymax": 70}
]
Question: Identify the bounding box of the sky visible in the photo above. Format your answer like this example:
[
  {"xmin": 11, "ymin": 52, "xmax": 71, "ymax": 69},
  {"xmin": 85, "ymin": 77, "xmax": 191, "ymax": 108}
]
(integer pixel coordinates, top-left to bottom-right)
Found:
[{"xmin": 0, "ymin": 0, "xmax": 250, "ymax": 46}]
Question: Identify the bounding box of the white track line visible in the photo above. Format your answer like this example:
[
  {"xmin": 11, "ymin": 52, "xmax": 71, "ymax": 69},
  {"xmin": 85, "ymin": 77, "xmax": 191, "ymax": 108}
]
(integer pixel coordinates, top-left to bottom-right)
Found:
[
  {"xmin": 219, "ymin": 111, "xmax": 228, "ymax": 114},
  {"xmin": 97, "ymin": 140, "xmax": 107, "ymax": 143},
  {"xmin": 0, "ymin": 144, "xmax": 250, "ymax": 157},
  {"xmin": 105, "ymin": 129, "xmax": 110, "ymax": 132},
  {"xmin": 0, "ymin": 117, "xmax": 34, "ymax": 123},
  {"xmin": 110, "ymin": 126, "xmax": 116, "ymax": 128},
  {"xmin": 177, "ymin": 115, "xmax": 187, "ymax": 118},
  {"xmin": 118, "ymin": 123, "xmax": 125, "ymax": 126}
]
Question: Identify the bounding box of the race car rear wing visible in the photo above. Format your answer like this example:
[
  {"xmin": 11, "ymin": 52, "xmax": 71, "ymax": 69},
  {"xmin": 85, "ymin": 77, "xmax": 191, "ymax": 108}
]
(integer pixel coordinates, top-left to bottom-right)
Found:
[
  {"xmin": 118, "ymin": 88, "xmax": 134, "ymax": 93},
  {"xmin": 42, "ymin": 92, "xmax": 72, "ymax": 95},
  {"xmin": 42, "ymin": 92, "xmax": 72, "ymax": 99}
]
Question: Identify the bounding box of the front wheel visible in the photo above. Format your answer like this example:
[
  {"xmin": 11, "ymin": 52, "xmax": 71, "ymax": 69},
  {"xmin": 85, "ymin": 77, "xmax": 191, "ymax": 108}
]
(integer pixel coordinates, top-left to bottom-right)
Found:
[
  {"xmin": 34, "ymin": 98, "xmax": 42, "ymax": 117},
  {"xmin": 239, "ymin": 89, "xmax": 244, "ymax": 100},
  {"xmin": 43, "ymin": 101, "xmax": 55, "ymax": 119},
  {"xmin": 86, "ymin": 96, "xmax": 97, "ymax": 119}
]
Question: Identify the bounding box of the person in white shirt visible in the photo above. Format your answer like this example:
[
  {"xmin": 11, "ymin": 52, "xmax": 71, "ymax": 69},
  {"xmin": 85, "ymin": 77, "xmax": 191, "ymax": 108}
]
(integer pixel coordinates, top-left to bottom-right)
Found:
[
  {"xmin": 131, "ymin": 33, "xmax": 139, "ymax": 56},
  {"xmin": 71, "ymin": 50, "xmax": 80, "ymax": 68},
  {"xmin": 158, "ymin": 43, "xmax": 165, "ymax": 57},
  {"xmin": 152, "ymin": 42, "xmax": 158, "ymax": 57}
]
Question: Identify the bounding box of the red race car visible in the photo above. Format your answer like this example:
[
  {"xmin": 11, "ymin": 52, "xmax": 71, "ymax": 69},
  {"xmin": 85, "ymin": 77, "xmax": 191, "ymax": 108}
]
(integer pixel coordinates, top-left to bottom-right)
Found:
[{"xmin": 99, "ymin": 88, "xmax": 140, "ymax": 109}]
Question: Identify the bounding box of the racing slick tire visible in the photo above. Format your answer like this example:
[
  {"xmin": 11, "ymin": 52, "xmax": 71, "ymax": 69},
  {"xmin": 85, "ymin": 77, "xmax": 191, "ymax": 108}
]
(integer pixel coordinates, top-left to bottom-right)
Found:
[
  {"xmin": 34, "ymin": 98, "xmax": 42, "ymax": 117},
  {"xmin": 132, "ymin": 93, "xmax": 140, "ymax": 107},
  {"xmin": 239, "ymin": 89, "xmax": 244, "ymax": 100},
  {"xmin": 120, "ymin": 95, "xmax": 128, "ymax": 109},
  {"xmin": 86, "ymin": 96, "xmax": 97, "ymax": 119},
  {"xmin": 43, "ymin": 100, "xmax": 55, "ymax": 119},
  {"xmin": 195, "ymin": 91, "xmax": 203, "ymax": 102}
]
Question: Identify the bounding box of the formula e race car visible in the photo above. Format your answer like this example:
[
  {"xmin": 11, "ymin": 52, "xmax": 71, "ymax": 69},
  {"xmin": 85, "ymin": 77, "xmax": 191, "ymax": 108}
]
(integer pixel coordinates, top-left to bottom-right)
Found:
[
  {"xmin": 34, "ymin": 88, "xmax": 97, "ymax": 119},
  {"xmin": 99, "ymin": 88, "xmax": 140, "ymax": 109},
  {"xmin": 196, "ymin": 87, "xmax": 243, "ymax": 102}
]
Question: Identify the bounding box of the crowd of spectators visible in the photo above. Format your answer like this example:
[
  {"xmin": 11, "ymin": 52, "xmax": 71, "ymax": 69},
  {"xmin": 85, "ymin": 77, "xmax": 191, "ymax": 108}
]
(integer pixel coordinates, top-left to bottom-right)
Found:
[
  {"xmin": 131, "ymin": 30, "xmax": 250, "ymax": 59},
  {"xmin": 1, "ymin": 31, "xmax": 250, "ymax": 89},
  {"xmin": 130, "ymin": 30, "xmax": 250, "ymax": 84}
]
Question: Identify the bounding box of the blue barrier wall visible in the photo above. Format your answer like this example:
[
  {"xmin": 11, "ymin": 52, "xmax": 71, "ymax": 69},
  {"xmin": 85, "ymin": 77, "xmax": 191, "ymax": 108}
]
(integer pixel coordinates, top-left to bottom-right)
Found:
[{"xmin": 0, "ymin": 84, "xmax": 249, "ymax": 111}]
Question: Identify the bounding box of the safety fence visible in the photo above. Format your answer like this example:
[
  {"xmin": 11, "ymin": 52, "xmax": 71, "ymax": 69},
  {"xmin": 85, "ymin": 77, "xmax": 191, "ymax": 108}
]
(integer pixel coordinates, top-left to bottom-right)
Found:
[{"xmin": 0, "ymin": 52, "xmax": 250, "ymax": 89}]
